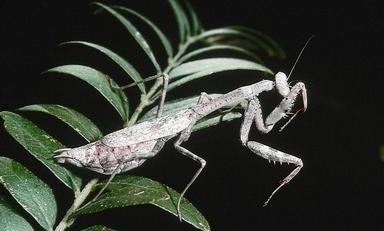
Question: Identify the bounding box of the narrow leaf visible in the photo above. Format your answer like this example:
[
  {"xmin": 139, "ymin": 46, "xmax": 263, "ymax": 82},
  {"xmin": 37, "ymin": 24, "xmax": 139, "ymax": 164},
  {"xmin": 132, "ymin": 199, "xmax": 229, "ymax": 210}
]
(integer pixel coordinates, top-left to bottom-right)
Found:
[
  {"xmin": 177, "ymin": 45, "xmax": 263, "ymax": 64},
  {"xmin": 230, "ymin": 26, "xmax": 286, "ymax": 58},
  {"xmin": 0, "ymin": 195, "xmax": 34, "ymax": 231},
  {"xmin": 62, "ymin": 41, "xmax": 146, "ymax": 94},
  {"xmin": 0, "ymin": 157, "xmax": 57, "ymax": 230},
  {"xmin": 193, "ymin": 112, "xmax": 242, "ymax": 131},
  {"xmin": 112, "ymin": 6, "xmax": 174, "ymax": 58},
  {"xmin": 45, "ymin": 65, "xmax": 129, "ymax": 122},
  {"xmin": 18, "ymin": 104, "xmax": 103, "ymax": 142},
  {"xmin": 183, "ymin": 0, "xmax": 202, "ymax": 35},
  {"xmin": 169, "ymin": 58, "xmax": 272, "ymax": 79},
  {"xmin": 0, "ymin": 111, "xmax": 82, "ymax": 192},
  {"xmin": 94, "ymin": 2, "xmax": 161, "ymax": 72},
  {"xmin": 140, "ymin": 94, "xmax": 223, "ymax": 122},
  {"xmin": 196, "ymin": 27, "xmax": 275, "ymax": 57},
  {"xmin": 166, "ymin": 58, "xmax": 272, "ymax": 93},
  {"xmin": 76, "ymin": 176, "xmax": 210, "ymax": 231},
  {"xmin": 140, "ymin": 94, "xmax": 244, "ymax": 131},
  {"xmin": 168, "ymin": 0, "xmax": 190, "ymax": 43},
  {"xmin": 81, "ymin": 225, "xmax": 117, "ymax": 231}
]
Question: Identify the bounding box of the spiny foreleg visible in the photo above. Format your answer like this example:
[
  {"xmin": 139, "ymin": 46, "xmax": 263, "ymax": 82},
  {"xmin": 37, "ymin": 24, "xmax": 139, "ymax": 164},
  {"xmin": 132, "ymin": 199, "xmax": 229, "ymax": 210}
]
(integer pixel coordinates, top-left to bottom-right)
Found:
[
  {"xmin": 267, "ymin": 73, "xmax": 307, "ymax": 131},
  {"xmin": 240, "ymin": 97, "xmax": 303, "ymax": 206}
]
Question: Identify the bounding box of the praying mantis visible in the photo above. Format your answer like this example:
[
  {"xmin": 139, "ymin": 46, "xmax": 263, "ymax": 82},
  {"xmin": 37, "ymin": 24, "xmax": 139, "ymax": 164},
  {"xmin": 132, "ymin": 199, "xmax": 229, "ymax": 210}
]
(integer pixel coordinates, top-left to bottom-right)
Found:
[{"xmin": 54, "ymin": 40, "xmax": 310, "ymax": 221}]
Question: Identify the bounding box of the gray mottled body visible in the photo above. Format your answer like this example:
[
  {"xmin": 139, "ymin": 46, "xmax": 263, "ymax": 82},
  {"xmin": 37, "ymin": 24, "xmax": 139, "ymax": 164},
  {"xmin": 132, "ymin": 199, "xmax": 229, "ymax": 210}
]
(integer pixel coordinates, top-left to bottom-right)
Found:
[
  {"xmin": 56, "ymin": 80, "xmax": 275, "ymax": 174},
  {"xmin": 55, "ymin": 72, "xmax": 307, "ymax": 218}
]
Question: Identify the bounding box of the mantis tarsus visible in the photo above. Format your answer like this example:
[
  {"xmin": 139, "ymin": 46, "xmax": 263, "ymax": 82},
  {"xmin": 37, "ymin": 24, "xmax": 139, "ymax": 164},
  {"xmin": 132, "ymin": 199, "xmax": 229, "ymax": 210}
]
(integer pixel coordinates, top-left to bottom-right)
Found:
[{"xmin": 55, "ymin": 69, "xmax": 307, "ymax": 219}]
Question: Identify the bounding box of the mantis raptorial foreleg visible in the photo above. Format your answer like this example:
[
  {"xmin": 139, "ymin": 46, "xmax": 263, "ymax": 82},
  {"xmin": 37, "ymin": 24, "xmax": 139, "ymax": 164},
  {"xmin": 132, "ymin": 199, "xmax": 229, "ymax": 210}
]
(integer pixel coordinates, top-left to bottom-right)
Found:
[
  {"xmin": 267, "ymin": 81, "xmax": 307, "ymax": 131},
  {"xmin": 247, "ymin": 140, "xmax": 303, "ymax": 206},
  {"xmin": 240, "ymin": 77, "xmax": 306, "ymax": 206}
]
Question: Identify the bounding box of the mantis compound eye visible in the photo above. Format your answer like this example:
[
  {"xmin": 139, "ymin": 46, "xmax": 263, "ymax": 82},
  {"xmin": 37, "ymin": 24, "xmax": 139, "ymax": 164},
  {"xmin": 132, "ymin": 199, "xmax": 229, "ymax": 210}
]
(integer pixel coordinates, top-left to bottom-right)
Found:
[{"xmin": 275, "ymin": 72, "xmax": 290, "ymax": 97}]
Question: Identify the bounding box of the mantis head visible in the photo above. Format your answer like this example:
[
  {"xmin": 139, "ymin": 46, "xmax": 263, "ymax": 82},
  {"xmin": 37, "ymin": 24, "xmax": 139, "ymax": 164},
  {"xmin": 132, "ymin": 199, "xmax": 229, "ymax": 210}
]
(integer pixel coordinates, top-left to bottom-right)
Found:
[{"xmin": 54, "ymin": 146, "xmax": 105, "ymax": 174}]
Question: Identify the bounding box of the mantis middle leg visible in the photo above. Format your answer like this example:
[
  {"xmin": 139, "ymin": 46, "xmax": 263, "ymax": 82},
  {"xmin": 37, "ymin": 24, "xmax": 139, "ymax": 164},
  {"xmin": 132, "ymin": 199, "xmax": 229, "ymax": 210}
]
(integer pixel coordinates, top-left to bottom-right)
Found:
[{"xmin": 173, "ymin": 124, "xmax": 207, "ymax": 221}]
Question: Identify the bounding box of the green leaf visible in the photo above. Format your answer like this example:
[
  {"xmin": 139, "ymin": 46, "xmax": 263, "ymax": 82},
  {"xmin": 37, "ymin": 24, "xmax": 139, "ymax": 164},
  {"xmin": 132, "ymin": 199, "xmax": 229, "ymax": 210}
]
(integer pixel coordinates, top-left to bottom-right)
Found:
[
  {"xmin": 18, "ymin": 104, "xmax": 103, "ymax": 142},
  {"xmin": 196, "ymin": 27, "xmax": 277, "ymax": 57},
  {"xmin": 0, "ymin": 195, "xmax": 34, "ymax": 231},
  {"xmin": 61, "ymin": 41, "xmax": 146, "ymax": 94},
  {"xmin": 0, "ymin": 111, "xmax": 82, "ymax": 192},
  {"xmin": 94, "ymin": 2, "xmax": 161, "ymax": 72},
  {"xmin": 177, "ymin": 45, "xmax": 263, "ymax": 64},
  {"xmin": 169, "ymin": 58, "xmax": 272, "ymax": 78},
  {"xmin": 0, "ymin": 157, "xmax": 57, "ymax": 231},
  {"xmin": 379, "ymin": 145, "xmax": 384, "ymax": 162},
  {"xmin": 140, "ymin": 94, "xmax": 223, "ymax": 122},
  {"xmin": 76, "ymin": 176, "xmax": 210, "ymax": 231},
  {"xmin": 193, "ymin": 112, "xmax": 242, "ymax": 131},
  {"xmin": 183, "ymin": 0, "xmax": 202, "ymax": 35},
  {"xmin": 81, "ymin": 225, "xmax": 117, "ymax": 231},
  {"xmin": 229, "ymin": 26, "xmax": 286, "ymax": 59},
  {"xmin": 112, "ymin": 6, "xmax": 174, "ymax": 58},
  {"xmin": 168, "ymin": 0, "xmax": 190, "ymax": 43},
  {"xmin": 166, "ymin": 58, "xmax": 272, "ymax": 92},
  {"xmin": 140, "ymin": 94, "xmax": 244, "ymax": 132},
  {"xmin": 45, "ymin": 65, "xmax": 129, "ymax": 123}
]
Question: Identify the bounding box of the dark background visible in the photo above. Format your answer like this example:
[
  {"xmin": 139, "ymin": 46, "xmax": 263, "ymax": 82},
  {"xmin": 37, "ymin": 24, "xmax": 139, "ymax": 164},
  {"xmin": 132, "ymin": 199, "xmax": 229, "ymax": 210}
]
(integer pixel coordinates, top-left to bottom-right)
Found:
[{"xmin": 1, "ymin": 0, "xmax": 383, "ymax": 230}]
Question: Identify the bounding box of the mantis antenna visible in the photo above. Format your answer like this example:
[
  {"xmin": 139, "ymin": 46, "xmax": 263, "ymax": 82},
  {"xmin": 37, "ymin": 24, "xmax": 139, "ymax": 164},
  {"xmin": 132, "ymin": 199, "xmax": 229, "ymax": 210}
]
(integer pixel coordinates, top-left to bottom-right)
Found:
[
  {"xmin": 287, "ymin": 35, "xmax": 315, "ymax": 80},
  {"xmin": 277, "ymin": 36, "xmax": 314, "ymax": 132}
]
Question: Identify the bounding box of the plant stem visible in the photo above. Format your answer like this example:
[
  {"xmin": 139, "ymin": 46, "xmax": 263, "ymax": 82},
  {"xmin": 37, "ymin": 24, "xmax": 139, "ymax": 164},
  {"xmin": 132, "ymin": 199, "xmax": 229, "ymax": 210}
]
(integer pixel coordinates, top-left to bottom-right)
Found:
[
  {"xmin": 54, "ymin": 178, "xmax": 99, "ymax": 231},
  {"xmin": 126, "ymin": 37, "xmax": 195, "ymax": 126}
]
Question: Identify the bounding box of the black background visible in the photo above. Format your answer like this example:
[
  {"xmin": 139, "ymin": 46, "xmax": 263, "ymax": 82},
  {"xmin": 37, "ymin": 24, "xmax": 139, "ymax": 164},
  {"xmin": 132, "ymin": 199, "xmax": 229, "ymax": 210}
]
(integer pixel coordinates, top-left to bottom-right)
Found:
[{"xmin": 1, "ymin": 0, "xmax": 383, "ymax": 230}]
